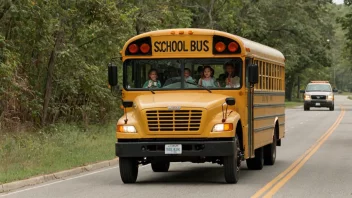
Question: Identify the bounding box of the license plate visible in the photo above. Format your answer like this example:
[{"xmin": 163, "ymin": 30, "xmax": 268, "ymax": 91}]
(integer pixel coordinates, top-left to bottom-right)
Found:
[
  {"xmin": 316, "ymin": 103, "xmax": 320, "ymax": 106},
  {"xmin": 165, "ymin": 144, "xmax": 182, "ymax": 154}
]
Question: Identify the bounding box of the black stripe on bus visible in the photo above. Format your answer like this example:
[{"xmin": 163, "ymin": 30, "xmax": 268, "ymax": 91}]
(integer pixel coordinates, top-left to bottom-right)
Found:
[
  {"xmin": 254, "ymin": 125, "xmax": 275, "ymax": 133},
  {"xmin": 254, "ymin": 114, "xmax": 285, "ymax": 120},
  {"xmin": 254, "ymin": 91, "xmax": 285, "ymax": 96},
  {"xmin": 253, "ymin": 103, "xmax": 285, "ymax": 108}
]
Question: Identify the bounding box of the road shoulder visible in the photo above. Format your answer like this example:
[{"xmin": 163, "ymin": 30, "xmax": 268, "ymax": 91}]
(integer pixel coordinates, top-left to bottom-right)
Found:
[{"xmin": 1, "ymin": 158, "xmax": 118, "ymax": 194}]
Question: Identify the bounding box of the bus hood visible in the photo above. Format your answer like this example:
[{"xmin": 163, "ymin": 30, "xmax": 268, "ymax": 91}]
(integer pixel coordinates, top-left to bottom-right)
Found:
[{"xmin": 133, "ymin": 93, "xmax": 229, "ymax": 110}]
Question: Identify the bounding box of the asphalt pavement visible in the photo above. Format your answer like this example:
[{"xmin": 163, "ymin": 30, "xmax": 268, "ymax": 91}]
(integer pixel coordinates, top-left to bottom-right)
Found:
[{"xmin": 1, "ymin": 95, "xmax": 351, "ymax": 198}]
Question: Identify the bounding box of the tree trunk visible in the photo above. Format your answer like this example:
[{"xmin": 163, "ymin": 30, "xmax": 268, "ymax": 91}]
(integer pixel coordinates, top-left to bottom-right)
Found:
[
  {"xmin": 42, "ymin": 31, "xmax": 63, "ymax": 126},
  {"xmin": 285, "ymin": 75, "xmax": 295, "ymax": 101}
]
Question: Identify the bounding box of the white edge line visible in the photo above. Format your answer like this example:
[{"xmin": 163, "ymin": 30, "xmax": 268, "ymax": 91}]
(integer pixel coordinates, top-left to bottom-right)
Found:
[{"xmin": 0, "ymin": 164, "xmax": 150, "ymax": 197}]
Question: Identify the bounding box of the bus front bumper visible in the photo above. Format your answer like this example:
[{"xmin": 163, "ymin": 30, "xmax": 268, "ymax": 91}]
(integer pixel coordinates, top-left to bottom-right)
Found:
[{"xmin": 115, "ymin": 140, "xmax": 235, "ymax": 157}]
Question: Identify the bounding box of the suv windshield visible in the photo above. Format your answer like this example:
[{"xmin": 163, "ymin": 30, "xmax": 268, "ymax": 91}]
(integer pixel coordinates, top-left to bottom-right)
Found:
[
  {"xmin": 123, "ymin": 58, "xmax": 243, "ymax": 90},
  {"xmin": 306, "ymin": 84, "xmax": 331, "ymax": 92}
]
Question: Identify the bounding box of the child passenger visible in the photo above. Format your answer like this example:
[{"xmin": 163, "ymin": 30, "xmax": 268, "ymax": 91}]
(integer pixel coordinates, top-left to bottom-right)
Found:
[
  {"xmin": 143, "ymin": 68, "xmax": 161, "ymax": 88},
  {"xmin": 184, "ymin": 68, "xmax": 195, "ymax": 83},
  {"xmin": 198, "ymin": 66, "xmax": 219, "ymax": 87}
]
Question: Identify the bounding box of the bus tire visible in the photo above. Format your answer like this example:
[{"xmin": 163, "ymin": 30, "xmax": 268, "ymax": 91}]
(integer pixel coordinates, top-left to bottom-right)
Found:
[
  {"xmin": 246, "ymin": 147, "xmax": 264, "ymax": 170},
  {"xmin": 264, "ymin": 130, "xmax": 277, "ymax": 165},
  {"xmin": 223, "ymin": 134, "xmax": 241, "ymax": 184},
  {"xmin": 151, "ymin": 161, "xmax": 170, "ymax": 172},
  {"xmin": 119, "ymin": 157, "xmax": 138, "ymax": 183}
]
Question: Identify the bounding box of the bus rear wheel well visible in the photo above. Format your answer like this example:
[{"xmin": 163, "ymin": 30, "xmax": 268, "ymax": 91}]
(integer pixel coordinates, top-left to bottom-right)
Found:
[
  {"xmin": 275, "ymin": 121, "xmax": 281, "ymax": 146},
  {"xmin": 236, "ymin": 120, "xmax": 244, "ymax": 152}
]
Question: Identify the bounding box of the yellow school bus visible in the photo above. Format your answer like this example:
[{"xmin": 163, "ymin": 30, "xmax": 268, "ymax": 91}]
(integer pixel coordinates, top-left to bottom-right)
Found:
[{"xmin": 108, "ymin": 28, "xmax": 285, "ymax": 184}]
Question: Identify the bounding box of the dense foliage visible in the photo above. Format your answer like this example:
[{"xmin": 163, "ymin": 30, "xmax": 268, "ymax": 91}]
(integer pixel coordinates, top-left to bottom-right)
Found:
[{"xmin": 0, "ymin": 0, "xmax": 350, "ymax": 131}]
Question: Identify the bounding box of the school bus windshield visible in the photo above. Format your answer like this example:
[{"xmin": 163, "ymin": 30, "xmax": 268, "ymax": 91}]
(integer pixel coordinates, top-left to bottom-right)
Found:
[{"xmin": 124, "ymin": 58, "xmax": 243, "ymax": 90}]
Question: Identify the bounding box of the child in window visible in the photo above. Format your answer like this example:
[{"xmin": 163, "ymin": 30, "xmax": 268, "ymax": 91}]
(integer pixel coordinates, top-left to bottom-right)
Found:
[
  {"xmin": 184, "ymin": 68, "xmax": 195, "ymax": 83},
  {"xmin": 143, "ymin": 68, "xmax": 161, "ymax": 88},
  {"xmin": 198, "ymin": 66, "xmax": 219, "ymax": 87},
  {"xmin": 223, "ymin": 62, "xmax": 240, "ymax": 88}
]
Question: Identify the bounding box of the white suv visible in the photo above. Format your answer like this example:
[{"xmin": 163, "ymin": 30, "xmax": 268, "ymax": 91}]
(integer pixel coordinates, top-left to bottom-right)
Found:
[{"xmin": 300, "ymin": 81, "xmax": 338, "ymax": 111}]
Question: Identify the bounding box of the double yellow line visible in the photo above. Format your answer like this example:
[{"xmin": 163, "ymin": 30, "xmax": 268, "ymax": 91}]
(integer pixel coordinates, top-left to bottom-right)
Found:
[{"xmin": 251, "ymin": 106, "xmax": 346, "ymax": 198}]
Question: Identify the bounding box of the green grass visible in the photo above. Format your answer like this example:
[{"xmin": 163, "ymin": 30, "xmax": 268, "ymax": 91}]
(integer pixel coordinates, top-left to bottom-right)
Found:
[
  {"xmin": 339, "ymin": 92, "xmax": 352, "ymax": 96},
  {"xmin": 0, "ymin": 123, "xmax": 116, "ymax": 184},
  {"xmin": 348, "ymin": 96, "xmax": 352, "ymax": 100},
  {"xmin": 285, "ymin": 99, "xmax": 303, "ymax": 108}
]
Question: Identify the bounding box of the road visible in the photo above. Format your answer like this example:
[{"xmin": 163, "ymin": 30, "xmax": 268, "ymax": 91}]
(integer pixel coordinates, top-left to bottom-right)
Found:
[{"xmin": 1, "ymin": 95, "xmax": 351, "ymax": 198}]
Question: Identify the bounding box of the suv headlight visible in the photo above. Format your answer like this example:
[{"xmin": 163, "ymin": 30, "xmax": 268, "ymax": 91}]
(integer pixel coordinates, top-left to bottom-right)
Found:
[
  {"xmin": 304, "ymin": 94, "xmax": 311, "ymax": 100},
  {"xmin": 328, "ymin": 94, "xmax": 334, "ymax": 100},
  {"xmin": 212, "ymin": 123, "xmax": 233, "ymax": 132},
  {"xmin": 117, "ymin": 125, "xmax": 137, "ymax": 133}
]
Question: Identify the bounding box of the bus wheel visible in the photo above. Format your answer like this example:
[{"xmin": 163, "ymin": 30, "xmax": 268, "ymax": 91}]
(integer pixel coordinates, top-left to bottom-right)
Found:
[
  {"xmin": 223, "ymin": 134, "xmax": 241, "ymax": 184},
  {"xmin": 119, "ymin": 157, "xmax": 138, "ymax": 183},
  {"xmin": 151, "ymin": 161, "xmax": 170, "ymax": 172},
  {"xmin": 264, "ymin": 130, "xmax": 277, "ymax": 165},
  {"xmin": 246, "ymin": 147, "xmax": 264, "ymax": 170}
]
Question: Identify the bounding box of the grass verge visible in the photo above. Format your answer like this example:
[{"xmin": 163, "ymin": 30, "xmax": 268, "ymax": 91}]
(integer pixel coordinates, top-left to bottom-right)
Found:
[
  {"xmin": 339, "ymin": 92, "xmax": 352, "ymax": 96},
  {"xmin": 0, "ymin": 123, "xmax": 116, "ymax": 184},
  {"xmin": 348, "ymin": 96, "xmax": 352, "ymax": 100}
]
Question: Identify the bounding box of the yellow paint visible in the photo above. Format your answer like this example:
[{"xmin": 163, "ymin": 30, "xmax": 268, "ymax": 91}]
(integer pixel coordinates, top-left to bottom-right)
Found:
[{"xmin": 251, "ymin": 107, "xmax": 345, "ymax": 198}]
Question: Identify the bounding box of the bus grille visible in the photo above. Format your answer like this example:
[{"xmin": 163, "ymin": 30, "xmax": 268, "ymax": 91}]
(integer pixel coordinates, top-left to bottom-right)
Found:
[{"xmin": 146, "ymin": 110, "xmax": 202, "ymax": 132}]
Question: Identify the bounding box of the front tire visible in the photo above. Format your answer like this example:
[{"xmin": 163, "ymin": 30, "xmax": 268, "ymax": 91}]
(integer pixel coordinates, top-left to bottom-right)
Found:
[
  {"xmin": 246, "ymin": 147, "xmax": 264, "ymax": 170},
  {"xmin": 151, "ymin": 161, "xmax": 170, "ymax": 172},
  {"xmin": 119, "ymin": 158, "xmax": 138, "ymax": 183},
  {"xmin": 223, "ymin": 134, "xmax": 241, "ymax": 184},
  {"xmin": 264, "ymin": 129, "xmax": 277, "ymax": 165}
]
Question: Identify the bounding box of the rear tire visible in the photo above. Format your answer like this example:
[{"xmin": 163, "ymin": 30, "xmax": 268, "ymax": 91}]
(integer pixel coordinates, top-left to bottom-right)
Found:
[
  {"xmin": 264, "ymin": 129, "xmax": 277, "ymax": 165},
  {"xmin": 246, "ymin": 147, "xmax": 264, "ymax": 170},
  {"xmin": 119, "ymin": 158, "xmax": 138, "ymax": 184},
  {"xmin": 223, "ymin": 134, "xmax": 241, "ymax": 184},
  {"xmin": 151, "ymin": 161, "xmax": 170, "ymax": 172}
]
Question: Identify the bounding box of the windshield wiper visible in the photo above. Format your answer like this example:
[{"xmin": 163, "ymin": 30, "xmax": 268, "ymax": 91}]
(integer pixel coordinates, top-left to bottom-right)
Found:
[
  {"xmin": 149, "ymin": 87, "xmax": 155, "ymax": 94},
  {"xmin": 185, "ymin": 81, "xmax": 212, "ymax": 93}
]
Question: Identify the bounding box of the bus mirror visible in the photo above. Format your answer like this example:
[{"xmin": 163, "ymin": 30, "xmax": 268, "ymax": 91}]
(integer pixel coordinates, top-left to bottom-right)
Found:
[
  {"xmin": 225, "ymin": 97, "xmax": 236, "ymax": 106},
  {"xmin": 248, "ymin": 64, "xmax": 258, "ymax": 84},
  {"xmin": 300, "ymin": 90, "xmax": 305, "ymax": 93},
  {"xmin": 108, "ymin": 63, "xmax": 118, "ymax": 87},
  {"xmin": 123, "ymin": 101, "xmax": 134, "ymax": 108}
]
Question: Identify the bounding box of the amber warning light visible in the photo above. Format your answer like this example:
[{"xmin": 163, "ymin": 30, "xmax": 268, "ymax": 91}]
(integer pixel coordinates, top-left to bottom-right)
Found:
[
  {"xmin": 128, "ymin": 43, "xmax": 151, "ymax": 54},
  {"xmin": 213, "ymin": 35, "xmax": 241, "ymax": 54}
]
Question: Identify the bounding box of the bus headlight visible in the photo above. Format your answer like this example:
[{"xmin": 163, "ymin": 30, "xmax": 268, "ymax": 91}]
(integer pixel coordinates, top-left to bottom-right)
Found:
[
  {"xmin": 212, "ymin": 123, "xmax": 233, "ymax": 132},
  {"xmin": 304, "ymin": 94, "xmax": 311, "ymax": 100},
  {"xmin": 117, "ymin": 125, "xmax": 137, "ymax": 133}
]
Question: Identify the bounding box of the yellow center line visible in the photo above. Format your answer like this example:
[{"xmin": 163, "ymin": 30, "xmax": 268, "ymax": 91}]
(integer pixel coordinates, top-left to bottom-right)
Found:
[{"xmin": 251, "ymin": 106, "xmax": 345, "ymax": 198}]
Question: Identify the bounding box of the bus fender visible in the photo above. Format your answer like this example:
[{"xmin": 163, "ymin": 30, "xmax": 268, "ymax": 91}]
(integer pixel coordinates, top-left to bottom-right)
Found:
[{"xmin": 273, "ymin": 117, "xmax": 279, "ymax": 140}]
